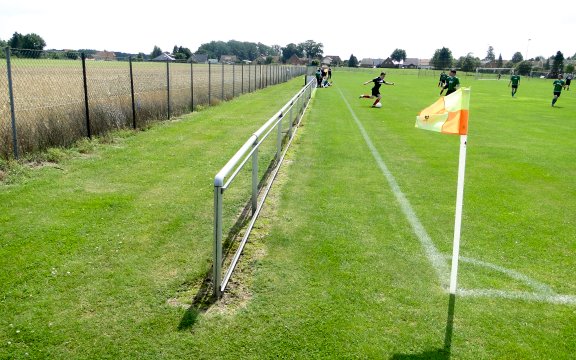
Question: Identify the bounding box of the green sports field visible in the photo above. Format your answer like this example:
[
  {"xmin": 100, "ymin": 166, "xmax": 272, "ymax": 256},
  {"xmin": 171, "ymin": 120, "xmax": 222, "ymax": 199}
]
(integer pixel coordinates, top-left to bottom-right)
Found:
[{"xmin": 1, "ymin": 70, "xmax": 574, "ymax": 359}]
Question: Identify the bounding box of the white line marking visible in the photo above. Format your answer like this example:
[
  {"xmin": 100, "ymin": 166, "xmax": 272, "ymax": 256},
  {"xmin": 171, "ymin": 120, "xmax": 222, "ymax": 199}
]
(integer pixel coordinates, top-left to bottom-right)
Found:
[
  {"xmin": 338, "ymin": 89, "xmax": 576, "ymax": 306},
  {"xmin": 340, "ymin": 91, "xmax": 450, "ymax": 289}
]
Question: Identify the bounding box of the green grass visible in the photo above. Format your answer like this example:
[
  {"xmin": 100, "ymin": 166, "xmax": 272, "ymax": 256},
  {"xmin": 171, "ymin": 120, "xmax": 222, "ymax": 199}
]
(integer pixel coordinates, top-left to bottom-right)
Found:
[{"xmin": 1, "ymin": 71, "xmax": 575, "ymax": 359}]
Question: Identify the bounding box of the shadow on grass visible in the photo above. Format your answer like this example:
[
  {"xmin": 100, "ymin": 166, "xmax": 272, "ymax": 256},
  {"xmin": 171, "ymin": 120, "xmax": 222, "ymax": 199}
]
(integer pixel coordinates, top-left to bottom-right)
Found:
[
  {"xmin": 390, "ymin": 293, "xmax": 456, "ymax": 360},
  {"xmin": 178, "ymin": 158, "xmax": 282, "ymax": 331}
]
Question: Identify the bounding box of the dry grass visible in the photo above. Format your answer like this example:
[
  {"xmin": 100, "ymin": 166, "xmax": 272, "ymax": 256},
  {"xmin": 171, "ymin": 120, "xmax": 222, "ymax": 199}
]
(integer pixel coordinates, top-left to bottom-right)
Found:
[{"xmin": 0, "ymin": 58, "xmax": 305, "ymax": 158}]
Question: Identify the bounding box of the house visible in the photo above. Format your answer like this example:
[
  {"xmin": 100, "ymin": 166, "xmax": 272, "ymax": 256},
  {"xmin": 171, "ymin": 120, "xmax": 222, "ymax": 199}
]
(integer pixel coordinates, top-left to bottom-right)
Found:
[
  {"xmin": 286, "ymin": 54, "xmax": 307, "ymax": 65},
  {"xmin": 188, "ymin": 54, "xmax": 208, "ymax": 64},
  {"xmin": 418, "ymin": 59, "xmax": 431, "ymax": 69},
  {"xmin": 94, "ymin": 50, "xmax": 116, "ymax": 61},
  {"xmin": 254, "ymin": 55, "xmax": 281, "ymax": 64},
  {"xmin": 360, "ymin": 58, "xmax": 385, "ymax": 68},
  {"xmin": 402, "ymin": 58, "xmax": 420, "ymax": 68},
  {"xmin": 379, "ymin": 58, "xmax": 396, "ymax": 68},
  {"xmin": 219, "ymin": 55, "xmax": 238, "ymax": 64},
  {"xmin": 322, "ymin": 55, "xmax": 342, "ymax": 66},
  {"xmin": 151, "ymin": 53, "xmax": 175, "ymax": 62}
]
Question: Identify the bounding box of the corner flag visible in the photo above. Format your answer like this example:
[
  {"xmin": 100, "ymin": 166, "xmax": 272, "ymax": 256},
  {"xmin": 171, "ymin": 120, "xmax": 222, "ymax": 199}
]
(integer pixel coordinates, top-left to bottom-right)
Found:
[
  {"xmin": 415, "ymin": 88, "xmax": 471, "ymax": 296},
  {"xmin": 415, "ymin": 88, "xmax": 470, "ymax": 135}
]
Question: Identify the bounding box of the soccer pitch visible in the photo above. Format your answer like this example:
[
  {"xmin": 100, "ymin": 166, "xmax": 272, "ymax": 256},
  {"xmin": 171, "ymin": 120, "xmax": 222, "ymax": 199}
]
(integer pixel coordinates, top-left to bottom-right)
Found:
[{"xmin": 0, "ymin": 71, "xmax": 574, "ymax": 358}]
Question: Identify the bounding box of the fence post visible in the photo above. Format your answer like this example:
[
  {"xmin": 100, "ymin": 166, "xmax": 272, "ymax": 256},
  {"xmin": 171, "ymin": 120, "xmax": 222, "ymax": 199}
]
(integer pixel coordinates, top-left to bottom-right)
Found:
[
  {"xmin": 248, "ymin": 64, "xmax": 251, "ymax": 92},
  {"xmin": 5, "ymin": 47, "xmax": 19, "ymax": 159},
  {"xmin": 129, "ymin": 56, "xmax": 137, "ymax": 129},
  {"xmin": 232, "ymin": 64, "xmax": 235, "ymax": 98},
  {"xmin": 166, "ymin": 61, "xmax": 171, "ymax": 119},
  {"xmin": 81, "ymin": 52, "xmax": 91, "ymax": 139},
  {"xmin": 241, "ymin": 63, "xmax": 244, "ymax": 94},
  {"xmin": 190, "ymin": 62, "xmax": 194, "ymax": 111},
  {"xmin": 213, "ymin": 185, "xmax": 223, "ymax": 299},
  {"xmin": 208, "ymin": 62, "xmax": 211, "ymax": 106},
  {"xmin": 221, "ymin": 62, "xmax": 224, "ymax": 101}
]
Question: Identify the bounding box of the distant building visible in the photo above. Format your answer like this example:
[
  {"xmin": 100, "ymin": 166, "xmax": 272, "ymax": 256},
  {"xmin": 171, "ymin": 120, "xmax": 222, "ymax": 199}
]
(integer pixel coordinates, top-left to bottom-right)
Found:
[
  {"xmin": 219, "ymin": 55, "xmax": 238, "ymax": 64},
  {"xmin": 418, "ymin": 59, "xmax": 431, "ymax": 69},
  {"xmin": 151, "ymin": 53, "xmax": 175, "ymax": 62},
  {"xmin": 360, "ymin": 58, "xmax": 385, "ymax": 68},
  {"xmin": 287, "ymin": 54, "xmax": 307, "ymax": 65},
  {"xmin": 379, "ymin": 58, "xmax": 396, "ymax": 68},
  {"xmin": 94, "ymin": 50, "xmax": 116, "ymax": 61},
  {"xmin": 402, "ymin": 58, "xmax": 420, "ymax": 68},
  {"xmin": 188, "ymin": 54, "xmax": 208, "ymax": 64},
  {"xmin": 322, "ymin": 55, "xmax": 343, "ymax": 66}
]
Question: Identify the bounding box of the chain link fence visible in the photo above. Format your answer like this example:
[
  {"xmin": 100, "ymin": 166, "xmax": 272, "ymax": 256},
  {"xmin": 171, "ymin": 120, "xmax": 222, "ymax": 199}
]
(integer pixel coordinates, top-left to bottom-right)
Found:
[{"xmin": 0, "ymin": 48, "xmax": 306, "ymax": 159}]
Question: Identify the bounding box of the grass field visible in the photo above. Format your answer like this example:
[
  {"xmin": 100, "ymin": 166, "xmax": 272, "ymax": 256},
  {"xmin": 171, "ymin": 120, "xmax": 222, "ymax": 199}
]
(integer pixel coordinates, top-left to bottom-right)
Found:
[{"xmin": 1, "ymin": 70, "xmax": 575, "ymax": 359}]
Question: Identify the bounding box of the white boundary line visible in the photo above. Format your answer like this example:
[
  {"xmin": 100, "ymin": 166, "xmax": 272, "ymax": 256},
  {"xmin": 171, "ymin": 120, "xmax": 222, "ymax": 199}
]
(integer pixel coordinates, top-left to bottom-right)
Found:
[{"xmin": 338, "ymin": 89, "xmax": 576, "ymax": 306}]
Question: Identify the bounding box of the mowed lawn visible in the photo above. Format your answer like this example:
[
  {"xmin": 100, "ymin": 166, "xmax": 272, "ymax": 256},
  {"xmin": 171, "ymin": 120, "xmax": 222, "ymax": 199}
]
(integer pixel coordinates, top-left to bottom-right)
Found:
[{"xmin": 1, "ymin": 71, "xmax": 575, "ymax": 359}]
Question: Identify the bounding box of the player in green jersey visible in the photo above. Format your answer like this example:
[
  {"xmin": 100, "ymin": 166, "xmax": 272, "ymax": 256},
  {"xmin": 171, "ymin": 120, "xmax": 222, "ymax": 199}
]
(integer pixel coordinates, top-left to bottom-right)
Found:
[
  {"xmin": 438, "ymin": 71, "xmax": 448, "ymax": 88},
  {"xmin": 508, "ymin": 72, "xmax": 521, "ymax": 97},
  {"xmin": 552, "ymin": 74, "xmax": 565, "ymax": 107},
  {"xmin": 440, "ymin": 69, "xmax": 460, "ymax": 96}
]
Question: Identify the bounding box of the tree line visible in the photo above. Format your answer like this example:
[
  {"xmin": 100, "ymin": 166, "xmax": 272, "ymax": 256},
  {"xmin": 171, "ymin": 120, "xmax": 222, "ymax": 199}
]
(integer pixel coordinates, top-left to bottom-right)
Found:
[{"xmin": 1, "ymin": 32, "xmax": 574, "ymax": 76}]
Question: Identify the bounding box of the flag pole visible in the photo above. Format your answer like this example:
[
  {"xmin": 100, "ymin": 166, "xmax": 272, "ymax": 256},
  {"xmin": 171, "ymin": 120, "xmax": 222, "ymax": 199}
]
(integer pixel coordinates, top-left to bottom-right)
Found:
[{"xmin": 449, "ymin": 134, "xmax": 467, "ymax": 294}]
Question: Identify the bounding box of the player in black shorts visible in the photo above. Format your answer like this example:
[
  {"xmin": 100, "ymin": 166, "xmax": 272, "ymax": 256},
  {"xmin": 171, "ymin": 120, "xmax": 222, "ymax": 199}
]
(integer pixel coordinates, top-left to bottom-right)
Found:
[{"xmin": 359, "ymin": 72, "xmax": 395, "ymax": 107}]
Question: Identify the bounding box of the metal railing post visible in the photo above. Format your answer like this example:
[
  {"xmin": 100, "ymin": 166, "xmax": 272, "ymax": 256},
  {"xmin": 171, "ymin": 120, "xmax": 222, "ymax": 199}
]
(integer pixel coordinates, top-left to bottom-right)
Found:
[
  {"xmin": 213, "ymin": 185, "xmax": 223, "ymax": 299},
  {"xmin": 251, "ymin": 141, "xmax": 258, "ymax": 215},
  {"xmin": 276, "ymin": 113, "xmax": 283, "ymax": 161},
  {"xmin": 5, "ymin": 47, "xmax": 19, "ymax": 159}
]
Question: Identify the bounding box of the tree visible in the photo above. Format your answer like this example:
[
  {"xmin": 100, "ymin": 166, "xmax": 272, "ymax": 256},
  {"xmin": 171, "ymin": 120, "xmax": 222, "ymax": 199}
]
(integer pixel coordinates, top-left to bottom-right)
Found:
[
  {"xmin": 550, "ymin": 51, "xmax": 564, "ymax": 77},
  {"xmin": 484, "ymin": 46, "xmax": 496, "ymax": 62},
  {"xmin": 348, "ymin": 54, "xmax": 358, "ymax": 67},
  {"xmin": 8, "ymin": 32, "xmax": 45, "ymax": 58},
  {"xmin": 390, "ymin": 48, "xmax": 407, "ymax": 63},
  {"xmin": 151, "ymin": 46, "xmax": 163, "ymax": 58},
  {"xmin": 511, "ymin": 52, "xmax": 523, "ymax": 63},
  {"xmin": 299, "ymin": 40, "xmax": 323, "ymax": 59},
  {"xmin": 496, "ymin": 54, "xmax": 503, "ymax": 67},
  {"xmin": 65, "ymin": 51, "xmax": 78, "ymax": 60},
  {"xmin": 431, "ymin": 47, "xmax": 453, "ymax": 70},
  {"xmin": 566, "ymin": 63, "xmax": 575, "ymax": 74},
  {"xmin": 456, "ymin": 53, "xmax": 480, "ymax": 72},
  {"xmin": 8, "ymin": 32, "xmax": 24, "ymax": 48},
  {"xmin": 516, "ymin": 61, "xmax": 532, "ymax": 76},
  {"xmin": 281, "ymin": 43, "xmax": 302, "ymax": 63}
]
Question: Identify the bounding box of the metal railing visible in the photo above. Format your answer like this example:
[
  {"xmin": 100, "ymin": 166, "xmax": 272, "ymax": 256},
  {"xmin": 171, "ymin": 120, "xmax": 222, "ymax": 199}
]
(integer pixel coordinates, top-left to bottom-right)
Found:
[{"xmin": 213, "ymin": 79, "xmax": 316, "ymax": 298}]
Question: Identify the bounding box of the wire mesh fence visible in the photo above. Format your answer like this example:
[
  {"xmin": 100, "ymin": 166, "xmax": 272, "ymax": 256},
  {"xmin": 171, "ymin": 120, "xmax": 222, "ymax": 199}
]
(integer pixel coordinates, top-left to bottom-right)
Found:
[{"xmin": 0, "ymin": 48, "xmax": 306, "ymax": 159}]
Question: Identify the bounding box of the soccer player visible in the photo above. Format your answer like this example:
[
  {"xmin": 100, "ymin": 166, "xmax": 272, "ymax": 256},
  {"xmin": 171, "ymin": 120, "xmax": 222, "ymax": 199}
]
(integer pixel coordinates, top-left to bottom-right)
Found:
[
  {"xmin": 359, "ymin": 72, "xmax": 395, "ymax": 107},
  {"xmin": 564, "ymin": 73, "xmax": 572, "ymax": 90},
  {"xmin": 440, "ymin": 69, "xmax": 460, "ymax": 96},
  {"xmin": 508, "ymin": 71, "xmax": 521, "ymax": 97},
  {"xmin": 552, "ymin": 74, "xmax": 565, "ymax": 107},
  {"xmin": 438, "ymin": 71, "xmax": 447, "ymax": 88}
]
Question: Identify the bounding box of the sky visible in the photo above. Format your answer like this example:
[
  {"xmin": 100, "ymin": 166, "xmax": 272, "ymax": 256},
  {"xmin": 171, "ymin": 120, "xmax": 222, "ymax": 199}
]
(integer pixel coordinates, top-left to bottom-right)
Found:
[{"xmin": 1, "ymin": 0, "xmax": 575, "ymax": 61}]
